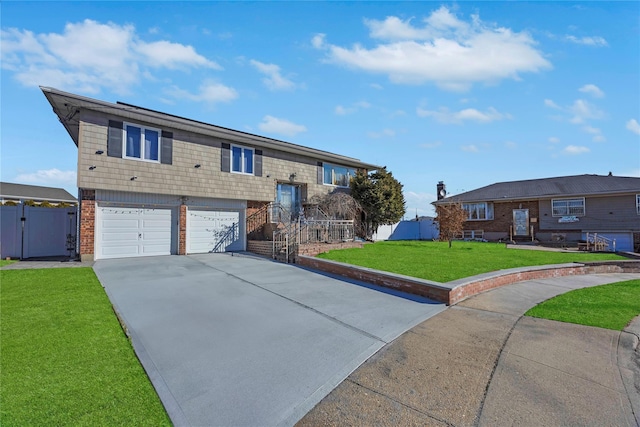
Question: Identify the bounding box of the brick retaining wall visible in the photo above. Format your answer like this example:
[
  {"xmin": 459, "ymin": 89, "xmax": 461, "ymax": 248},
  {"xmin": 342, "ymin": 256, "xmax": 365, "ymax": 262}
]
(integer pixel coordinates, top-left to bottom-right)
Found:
[{"xmin": 297, "ymin": 256, "xmax": 640, "ymax": 305}]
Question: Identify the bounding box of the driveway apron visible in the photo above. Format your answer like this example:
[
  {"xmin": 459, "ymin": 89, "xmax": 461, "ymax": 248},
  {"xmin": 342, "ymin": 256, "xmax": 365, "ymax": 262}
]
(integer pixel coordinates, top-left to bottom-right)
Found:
[{"xmin": 93, "ymin": 254, "xmax": 445, "ymax": 427}]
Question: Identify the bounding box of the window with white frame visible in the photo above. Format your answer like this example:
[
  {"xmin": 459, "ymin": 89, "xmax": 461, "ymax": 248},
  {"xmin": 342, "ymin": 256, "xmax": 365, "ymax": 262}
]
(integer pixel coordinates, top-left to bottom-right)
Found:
[
  {"xmin": 636, "ymin": 194, "xmax": 640, "ymax": 215},
  {"xmin": 123, "ymin": 123, "xmax": 160, "ymax": 162},
  {"xmin": 462, "ymin": 202, "xmax": 494, "ymax": 220},
  {"xmin": 552, "ymin": 198, "xmax": 585, "ymax": 216},
  {"xmin": 323, "ymin": 163, "xmax": 356, "ymax": 187},
  {"xmin": 231, "ymin": 145, "xmax": 254, "ymax": 174}
]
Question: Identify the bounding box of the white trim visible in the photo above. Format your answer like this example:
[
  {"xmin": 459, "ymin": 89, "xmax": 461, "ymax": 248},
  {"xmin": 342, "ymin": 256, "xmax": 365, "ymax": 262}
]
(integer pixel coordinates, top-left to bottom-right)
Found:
[
  {"xmin": 122, "ymin": 122, "xmax": 162, "ymax": 163},
  {"xmin": 230, "ymin": 144, "xmax": 254, "ymax": 175},
  {"xmin": 551, "ymin": 197, "xmax": 585, "ymax": 217}
]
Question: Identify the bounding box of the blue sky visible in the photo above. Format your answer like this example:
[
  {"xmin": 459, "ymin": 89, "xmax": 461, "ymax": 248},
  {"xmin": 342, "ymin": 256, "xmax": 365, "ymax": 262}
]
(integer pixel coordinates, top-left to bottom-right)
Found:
[{"xmin": 2, "ymin": 1, "xmax": 639, "ymax": 217}]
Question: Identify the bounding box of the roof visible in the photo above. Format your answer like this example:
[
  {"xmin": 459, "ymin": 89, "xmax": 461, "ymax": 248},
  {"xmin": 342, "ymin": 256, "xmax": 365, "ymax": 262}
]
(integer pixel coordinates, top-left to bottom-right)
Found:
[
  {"xmin": 40, "ymin": 86, "xmax": 381, "ymax": 171},
  {"xmin": 1, "ymin": 182, "xmax": 77, "ymax": 203},
  {"xmin": 434, "ymin": 174, "xmax": 640, "ymax": 204}
]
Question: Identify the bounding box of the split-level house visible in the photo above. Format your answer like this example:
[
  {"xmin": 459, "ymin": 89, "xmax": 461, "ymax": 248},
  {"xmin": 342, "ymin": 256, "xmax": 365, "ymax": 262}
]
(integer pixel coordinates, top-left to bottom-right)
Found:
[
  {"xmin": 41, "ymin": 87, "xmax": 379, "ymax": 262},
  {"xmin": 433, "ymin": 174, "xmax": 640, "ymax": 252}
]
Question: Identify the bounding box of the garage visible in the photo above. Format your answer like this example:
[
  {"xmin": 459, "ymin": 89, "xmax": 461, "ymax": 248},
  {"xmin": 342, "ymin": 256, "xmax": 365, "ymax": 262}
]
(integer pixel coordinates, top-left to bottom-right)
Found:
[
  {"xmin": 187, "ymin": 209, "xmax": 243, "ymax": 253},
  {"xmin": 96, "ymin": 206, "xmax": 175, "ymax": 259},
  {"xmin": 582, "ymin": 231, "xmax": 633, "ymax": 252}
]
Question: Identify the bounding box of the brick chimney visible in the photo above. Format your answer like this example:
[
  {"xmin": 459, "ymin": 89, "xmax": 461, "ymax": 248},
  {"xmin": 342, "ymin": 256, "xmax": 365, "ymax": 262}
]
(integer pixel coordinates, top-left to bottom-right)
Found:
[{"xmin": 437, "ymin": 181, "xmax": 446, "ymax": 200}]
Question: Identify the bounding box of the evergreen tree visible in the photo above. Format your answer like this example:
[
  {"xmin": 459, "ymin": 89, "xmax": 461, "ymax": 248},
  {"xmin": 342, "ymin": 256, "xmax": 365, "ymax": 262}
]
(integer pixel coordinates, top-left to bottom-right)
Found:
[{"xmin": 350, "ymin": 167, "xmax": 406, "ymax": 238}]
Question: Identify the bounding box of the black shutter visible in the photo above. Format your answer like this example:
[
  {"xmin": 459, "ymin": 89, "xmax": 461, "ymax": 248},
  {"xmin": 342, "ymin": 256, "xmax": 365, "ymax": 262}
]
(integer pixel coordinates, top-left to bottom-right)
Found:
[
  {"xmin": 317, "ymin": 161, "xmax": 323, "ymax": 184},
  {"xmin": 221, "ymin": 143, "xmax": 230, "ymax": 172},
  {"xmin": 161, "ymin": 131, "xmax": 173, "ymax": 165},
  {"xmin": 254, "ymin": 149, "xmax": 262, "ymax": 177},
  {"xmin": 107, "ymin": 120, "xmax": 123, "ymax": 157}
]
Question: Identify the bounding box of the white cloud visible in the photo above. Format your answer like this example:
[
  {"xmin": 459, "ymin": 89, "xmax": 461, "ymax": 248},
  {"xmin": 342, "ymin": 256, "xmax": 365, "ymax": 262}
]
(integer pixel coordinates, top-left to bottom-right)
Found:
[
  {"xmin": 461, "ymin": 144, "xmax": 479, "ymax": 152},
  {"xmin": 258, "ymin": 115, "xmax": 307, "ymax": 137},
  {"xmin": 548, "ymin": 136, "xmax": 560, "ymax": 143},
  {"xmin": 563, "ymin": 145, "xmax": 590, "ymax": 155},
  {"xmin": 569, "ymin": 99, "xmax": 604, "ymax": 124},
  {"xmin": 417, "ymin": 106, "xmax": 511, "ymax": 124},
  {"xmin": 545, "ymin": 98, "xmax": 605, "ymax": 124},
  {"xmin": 313, "ymin": 6, "xmax": 551, "ymax": 91},
  {"xmin": 250, "ymin": 59, "xmax": 296, "ymax": 91},
  {"xmin": 165, "ymin": 81, "xmax": 237, "ymax": 104},
  {"xmin": 420, "ymin": 141, "xmax": 442, "ymax": 149},
  {"xmin": 335, "ymin": 101, "xmax": 370, "ymax": 115},
  {"xmin": 544, "ymin": 99, "xmax": 561, "ymax": 109},
  {"xmin": 626, "ymin": 119, "xmax": 640, "ymax": 135},
  {"xmin": 505, "ymin": 141, "xmax": 517, "ymax": 149},
  {"xmin": 368, "ymin": 128, "xmax": 396, "ymax": 138},
  {"xmin": 1, "ymin": 19, "xmax": 220, "ymax": 94},
  {"xmin": 404, "ymin": 190, "xmax": 437, "ymax": 217},
  {"xmin": 578, "ymin": 84, "xmax": 604, "ymax": 98},
  {"xmin": 370, "ymin": 83, "xmax": 383, "ymax": 90},
  {"xmin": 564, "ymin": 35, "xmax": 608, "ymax": 47},
  {"xmin": 14, "ymin": 168, "xmax": 77, "ymax": 187},
  {"xmin": 311, "ymin": 33, "xmax": 326, "ymax": 49},
  {"xmin": 583, "ymin": 125, "xmax": 605, "ymax": 142}
]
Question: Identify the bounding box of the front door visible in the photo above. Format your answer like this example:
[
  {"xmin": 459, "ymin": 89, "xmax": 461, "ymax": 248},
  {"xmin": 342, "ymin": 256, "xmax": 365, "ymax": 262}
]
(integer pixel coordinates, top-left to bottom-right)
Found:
[
  {"xmin": 276, "ymin": 183, "xmax": 301, "ymax": 221},
  {"xmin": 512, "ymin": 209, "xmax": 530, "ymax": 236}
]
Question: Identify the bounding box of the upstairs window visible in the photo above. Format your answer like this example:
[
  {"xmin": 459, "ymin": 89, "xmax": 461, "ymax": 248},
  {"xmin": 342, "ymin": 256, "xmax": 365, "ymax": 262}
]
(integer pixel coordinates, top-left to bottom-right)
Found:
[
  {"xmin": 462, "ymin": 202, "xmax": 494, "ymax": 220},
  {"xmin": 232, "ymin": 145, "xmax": 254, "ymax": 174},
  {"xmin": 124, "ymin": 123, "xmax": 160, "ymax": 162},
  {"xmin": 552, "ymin": 198, "xmax": 585, "ymax": 216},
  {"xmin": 636, "ymin": 194, "xmax": 640, "ymax": 215},
  {"xmin": 323, "ymin": 163, "xmax": 356, "ymax": 187}
]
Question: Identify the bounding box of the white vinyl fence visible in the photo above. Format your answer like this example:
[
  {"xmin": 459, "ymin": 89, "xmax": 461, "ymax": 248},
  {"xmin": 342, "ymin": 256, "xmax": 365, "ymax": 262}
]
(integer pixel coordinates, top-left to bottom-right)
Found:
[{"xmin": 1, "ymin": 205, "xmax": 77, "ymax": 259}]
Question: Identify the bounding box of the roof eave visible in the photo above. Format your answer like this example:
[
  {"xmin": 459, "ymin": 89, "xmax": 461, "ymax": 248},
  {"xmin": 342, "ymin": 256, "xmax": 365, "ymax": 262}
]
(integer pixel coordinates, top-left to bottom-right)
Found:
[{"xmin": 40, "ymin": 86, "xmax": 381, "ymax": 170}]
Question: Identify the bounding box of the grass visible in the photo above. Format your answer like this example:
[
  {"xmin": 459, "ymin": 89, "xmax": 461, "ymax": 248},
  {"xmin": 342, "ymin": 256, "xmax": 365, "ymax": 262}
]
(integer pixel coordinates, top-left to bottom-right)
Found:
[
  {"xmin": 0, "ymin": 259, "xmax": 16, "ymax": 267},
  {"xmin": 525, "ymin": 280, "xmax": 640, "ymax": 330},
  {"xmin": 317, "ymin": 240, "xmax": 627, "ymax": 282},
  {"xmin": 0, "ymin": 268, "xmax": 171, "ymax": 426}
]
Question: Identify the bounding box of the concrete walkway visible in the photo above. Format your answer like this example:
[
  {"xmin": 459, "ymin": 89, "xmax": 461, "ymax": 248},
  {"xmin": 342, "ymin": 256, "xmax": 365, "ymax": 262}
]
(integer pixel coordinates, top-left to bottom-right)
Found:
[
  {"xmin": 298, "ymin": 273, "xmax": 640, "ymax": 426},
  {"xmin": 92, "ymin": 254, "xmax": 446, "ymax": 427}
]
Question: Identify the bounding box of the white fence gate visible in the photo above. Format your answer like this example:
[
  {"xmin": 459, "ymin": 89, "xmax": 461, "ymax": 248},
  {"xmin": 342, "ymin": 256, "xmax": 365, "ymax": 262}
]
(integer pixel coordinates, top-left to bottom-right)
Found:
[{"xmin": 1, "ymin": 205, "xmax": 77, "ymax": 259}]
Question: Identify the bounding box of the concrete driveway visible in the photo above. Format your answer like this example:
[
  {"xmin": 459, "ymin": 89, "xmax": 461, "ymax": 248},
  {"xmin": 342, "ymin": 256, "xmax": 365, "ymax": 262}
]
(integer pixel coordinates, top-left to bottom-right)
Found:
[{"xmin": 93, "ymin": 254, "xmax": 446, "ymax": 427}]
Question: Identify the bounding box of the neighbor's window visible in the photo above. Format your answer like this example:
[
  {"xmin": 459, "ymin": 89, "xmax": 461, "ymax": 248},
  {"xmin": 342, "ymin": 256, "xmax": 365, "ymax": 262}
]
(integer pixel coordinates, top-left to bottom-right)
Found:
[
  {"xmin": 552, "ymin": 198, "xmax": 585, "ymax": 216},
  {"xmin": 462, "ymin": 202, "xmax": 494, "ymax": 220},
  {"xmin": 323, "ymin": 163, "xmax": 356, "ymax": 187},
  {"xmin": 124, "ymin": 123, "xmax": 160, "ymax": 162},
  {"xmin": 636, "ymin": 194, "xmax": 640, "ymax": 215},
  {"xmin": 231, "ymin": 145, "xmax": 254, "ymax": 174}
]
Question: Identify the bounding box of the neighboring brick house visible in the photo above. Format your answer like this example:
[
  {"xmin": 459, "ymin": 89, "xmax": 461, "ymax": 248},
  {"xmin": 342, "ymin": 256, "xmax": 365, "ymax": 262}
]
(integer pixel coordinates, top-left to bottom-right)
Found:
[
  {"xmin": 433, "ymin": 174, "xmax": 640, "ymax": 252},
  {"xmin": 41, "ymin": 87, "xmax": 379, "ymax": 261}
]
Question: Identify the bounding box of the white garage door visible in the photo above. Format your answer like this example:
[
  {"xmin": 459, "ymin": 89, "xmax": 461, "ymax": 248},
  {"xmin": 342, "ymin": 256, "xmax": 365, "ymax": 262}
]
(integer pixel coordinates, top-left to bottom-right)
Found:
[
  {"xmin": 188, "ymin": 209, "xmax": 243, "ymax": 253},
  {"xmin": 97, "ymin": 206, "xmax": 173, "ymax": 259}
]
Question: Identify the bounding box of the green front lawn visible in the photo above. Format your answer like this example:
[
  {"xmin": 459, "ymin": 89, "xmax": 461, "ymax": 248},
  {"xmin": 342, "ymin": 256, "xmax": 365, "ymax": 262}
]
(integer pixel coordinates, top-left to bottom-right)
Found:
[
  {"xmin": 0, "ymin": 268, "xmax": 171, "ymax": 426},
  {"xmin": 317, "ymin": 241, "xmax": 627, "ymax": 282},
  {"xmin": 525, "ymin": 279, "xmax": 640, "ymax": 330},
  {"xmin": 0, "ymin": 259, "xmax": 16, "ymax": 267}
]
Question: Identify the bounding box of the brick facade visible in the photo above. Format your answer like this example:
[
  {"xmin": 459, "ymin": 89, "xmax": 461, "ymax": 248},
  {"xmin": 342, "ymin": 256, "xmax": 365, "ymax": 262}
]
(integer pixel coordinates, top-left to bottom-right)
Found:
[
  {"xmin": 179, "ymin": 204, "xmax": 187, "ymax": 255},
  {"xmin": 79, "ymin": 189, "xmax": 95, "ymax": 262}
]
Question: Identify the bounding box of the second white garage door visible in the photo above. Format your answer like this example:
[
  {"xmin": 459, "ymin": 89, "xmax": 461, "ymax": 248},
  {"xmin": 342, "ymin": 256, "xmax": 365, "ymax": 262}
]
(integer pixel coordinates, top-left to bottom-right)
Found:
[
  {"xmin": 97, "ymin": 206, "xmax": 173, "ymax": 259},
  {"xmin": 188, "ymin": 209, "xmax": 243, "ymax": 253}
]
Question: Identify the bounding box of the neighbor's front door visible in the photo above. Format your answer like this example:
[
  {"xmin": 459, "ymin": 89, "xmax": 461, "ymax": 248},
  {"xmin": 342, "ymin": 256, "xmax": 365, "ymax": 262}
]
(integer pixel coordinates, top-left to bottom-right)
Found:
[{"xmin": 513, "ymin": 209, "xmax": 530, "ymax": 236}]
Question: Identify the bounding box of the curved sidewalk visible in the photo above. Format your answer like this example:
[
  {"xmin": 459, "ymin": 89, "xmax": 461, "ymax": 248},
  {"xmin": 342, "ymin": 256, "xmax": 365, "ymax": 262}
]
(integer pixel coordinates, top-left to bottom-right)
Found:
[{"xmin": 297, "ymin": 272, "xmax": 640, "ymax": 426}]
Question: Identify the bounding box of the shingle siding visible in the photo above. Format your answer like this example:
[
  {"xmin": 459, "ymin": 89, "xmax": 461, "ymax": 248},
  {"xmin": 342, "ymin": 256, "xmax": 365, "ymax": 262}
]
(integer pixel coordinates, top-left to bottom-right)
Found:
[{"xmin": 77, "ymin": 111, "xmax": 338, "ymax": 203}]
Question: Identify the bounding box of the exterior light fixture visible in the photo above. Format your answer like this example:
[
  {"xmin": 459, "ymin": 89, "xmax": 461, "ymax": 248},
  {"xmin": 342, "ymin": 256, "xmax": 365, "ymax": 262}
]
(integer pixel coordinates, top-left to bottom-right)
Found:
[
  {"xmin": 89, "ymin": 165, "xmax": 96, "ymax": 170},
  {"xmin": 130, "ymin": 176, "xmax": 137, "ymax": 181},
  {"xmin": 95, "ymin": 150, "xmax": 104, "ymax": 155},
  {"xmin": 194, "ymin": 164, "xmax": 201, "ymax": 168}
]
